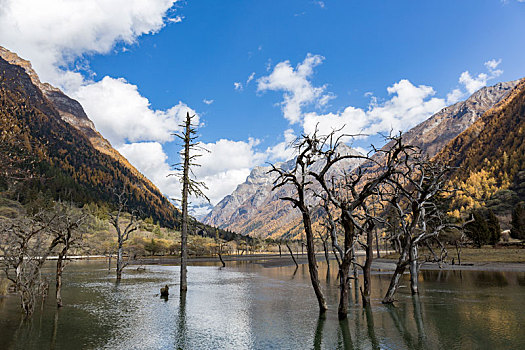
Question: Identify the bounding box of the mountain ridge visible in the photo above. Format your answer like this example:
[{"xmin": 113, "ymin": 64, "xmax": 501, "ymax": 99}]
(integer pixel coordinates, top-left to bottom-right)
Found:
[
  {"xmin": 204, "ymin": 144, "xmax": 364, "ymax": 238},
  {"xmin": 0, "ymin": 47, "xmax": 179, "ymax": 227},
  {"xmin": 204, "ymin": 79, "xmax": 520, "ymax": 238}
]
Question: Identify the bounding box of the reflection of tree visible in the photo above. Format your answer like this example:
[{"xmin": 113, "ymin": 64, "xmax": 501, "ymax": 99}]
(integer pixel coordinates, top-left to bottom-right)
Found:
[
  {"xmin": 386, "ymin": 305, "xmax": 417, "ymax": 350},
  {"xmin": 364, "ymin": 306, "xmax": 380, "ymax": 350},
  {"xmin": 313, "ymin": 315, "xmax": 325, "ymax": 350},
  {"xmin": 338, "ymin": 319, "xmax": 354, "ymax": 350},
  {"xmin": 412, "ymin": 295, "xmax": 427, "ymax": 348},
  {"xmin": 176, "ymin": 292, "xmax": 187, "ymax": 350},
  {"xmin": 50, "ymin": 308, "xmax": 59, "ymax": 350}
]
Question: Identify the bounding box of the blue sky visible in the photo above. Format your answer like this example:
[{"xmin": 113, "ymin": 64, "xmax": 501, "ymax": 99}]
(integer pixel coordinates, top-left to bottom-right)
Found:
[{"xmin": 1, "ymin": 0, "xmax": 524, "ymax": 213}]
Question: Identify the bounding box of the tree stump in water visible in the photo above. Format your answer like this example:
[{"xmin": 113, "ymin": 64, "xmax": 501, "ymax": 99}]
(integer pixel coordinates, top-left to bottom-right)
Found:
[{"xmin": 160, "ymin": 285, "xmax": 169, "ymax": 297}]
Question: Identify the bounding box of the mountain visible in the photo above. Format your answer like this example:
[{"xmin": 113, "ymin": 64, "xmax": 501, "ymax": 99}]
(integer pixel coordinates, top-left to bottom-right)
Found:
[
  {"xmin": 0, "ymin": 46, "xmax": 179, "ymax": 227},
  {"xmin": 204, "ymin": 80, "xmax": 520, "ymax": 238},
  {"xmin": 435, "ymin": 78, "xmax": 525, "ymax": 220},
  {"xmin": 380, "ymin": 80, "xmax": 519, "ymax": 159},
  {"xmin": 204, "ymin": 144, "xmax": 364, "ymax": 239}
]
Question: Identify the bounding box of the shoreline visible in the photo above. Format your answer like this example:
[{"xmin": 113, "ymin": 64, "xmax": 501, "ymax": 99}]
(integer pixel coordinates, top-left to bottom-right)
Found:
[{"xmin": 127, "ymin": 252, "xmax": 525, "ymax": 272}]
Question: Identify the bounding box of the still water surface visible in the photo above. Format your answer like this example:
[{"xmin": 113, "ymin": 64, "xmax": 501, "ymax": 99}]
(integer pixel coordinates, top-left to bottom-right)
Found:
[{"xmin": 0, "ymin": 259, "xmax": 524, "ymax": 349}]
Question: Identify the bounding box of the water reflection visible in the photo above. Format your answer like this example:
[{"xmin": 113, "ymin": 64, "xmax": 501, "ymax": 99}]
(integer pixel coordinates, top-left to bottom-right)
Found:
[
  {"xmin": 412, "ymin": 295, "xmax": 426, "ymax": 347},
  {"xmin": 0, "ymin": 260, "xmax": 524, "ymax": 349},
  {"xmin": 337, "ymin": 318, "xmax": 353, "ymax": 350},
  {"xmin": 364, "ymin": 306, "xmax": 380, "ymax": 350},
  {"xmin": 176, "ymin": 292, "xmax": 187, "ymax": 350},
  {"xmin": 313, "ymin": 315, "xmax": 325, "ymax": 350}
]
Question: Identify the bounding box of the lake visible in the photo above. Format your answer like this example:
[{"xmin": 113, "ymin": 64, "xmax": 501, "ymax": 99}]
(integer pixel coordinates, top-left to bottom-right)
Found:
[{"xmin": 0, "ymin": 259, "xmax": 524, "ymax": 349}]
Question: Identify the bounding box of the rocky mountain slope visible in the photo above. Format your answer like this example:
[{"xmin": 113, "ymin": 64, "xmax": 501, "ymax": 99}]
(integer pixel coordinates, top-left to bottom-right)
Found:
[
  {"xmin": 380, "ymin": 80, "xmax": 519, "ymax": 159},
  {"xmin": 205, "ymin": 80, "xmax": 519, "ymax": 238},
  {"xmin": 436, "ymin": 78, "xmax": 525, "ymax": 218},
  {"xmin": 0, "ymin": 47, "xmax": 179, "ymax": 226},
  {"xmin": 204, "ymin": 144, "xmax": 364, "ymax": 238},
  {"xmin": 0, "ymin": 47, "xmax": 149, "ymax": 185}
]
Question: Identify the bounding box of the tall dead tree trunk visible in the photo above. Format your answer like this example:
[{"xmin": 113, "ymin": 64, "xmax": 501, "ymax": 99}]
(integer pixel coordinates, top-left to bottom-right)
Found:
[
  {"xmin": 55, "ymin": 248, "xmax": 66, "ymax": 307},
  {"xmin": 180, "ymin": 114, "xmax": 190, "ymax": 292},
  {"xmin": 383, "ymin": 243, "xmax": 410, "ymax": 303},
  {"xmin": 337, "ymin": 214, "xmax": 354, "ymax": 319},
  {"xmin": 172, "ymin": 112, "xmax": 209, "ymax": 293},
  {"xmin": 375, "ymin": 227, "xmax": 381, "ymax": 258},
  {"xmin": 409, "ymin": 242, "xmax": 419, "ymax": 295},
  {"xmin": 360, "ymin": 225, "xmax": 374, "ymax": 306}
]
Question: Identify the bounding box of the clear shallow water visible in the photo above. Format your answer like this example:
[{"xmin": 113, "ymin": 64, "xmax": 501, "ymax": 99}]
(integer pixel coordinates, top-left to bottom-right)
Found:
[{"xmin": 0, "ymin": 259, "xmax": 524, "ymax": 350}]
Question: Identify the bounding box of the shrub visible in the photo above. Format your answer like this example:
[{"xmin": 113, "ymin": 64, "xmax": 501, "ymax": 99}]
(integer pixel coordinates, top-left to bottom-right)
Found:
[
  {"xmin": 465, "ymin": 209, "xmax": 501, "ymax": 247},
  {"xmin": 511, "ymin": 203, "xmax": 525, "ymax": 240}
]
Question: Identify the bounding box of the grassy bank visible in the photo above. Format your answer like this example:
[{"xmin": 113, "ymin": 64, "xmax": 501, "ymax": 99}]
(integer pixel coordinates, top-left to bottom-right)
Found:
[{"xmin": 383, "ymin": 246, "xmax": 525, "ymax": 263}]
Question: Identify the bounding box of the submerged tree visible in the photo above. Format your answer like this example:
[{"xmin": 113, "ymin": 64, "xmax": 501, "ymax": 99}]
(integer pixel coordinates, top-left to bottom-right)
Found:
[
  {"xmin": 49, "ymin": 202, "xmax": 88, "ymax": 307},
  {"xmin": 382, "ymin": 158, "xmax": 460, "ymax": 303},
  {"xmin": 0, "ymin": 210, "xmax": 56, "ymax": 316},
  {"xmin": 270, "ymin": 135, "xmax": 328, "ymax": 314},
  {"xmin": 109, "ymin": 189, "xmax": 139, "ymax": 281},
  {"xmin": 311, "ymin": 132, "xmax": 414, "ymax": 316},
  {"xmin": 172, "ymin": 112, "xmax": 209, "ymax": 293}
]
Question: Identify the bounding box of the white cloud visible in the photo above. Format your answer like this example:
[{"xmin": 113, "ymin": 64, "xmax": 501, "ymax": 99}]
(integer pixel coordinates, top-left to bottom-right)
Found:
[
  {"xmin": 265, "ymin": 128, "xmax": 297, "ymax": 162},
  {"xmin": 246, "ymin": 72, "xmax": 256, "ymax": 85},
  {"xmin": 303, "ymin": 106, "xmax": 369, "ymax": 139},
  {"xmin": 458, "ymin": 58, "xmax": 503, "ymax": 94},
  {"xmin": 446, "ymin": 88, "xmax": 464, "ymax": 105},
  {"xmin": 168, "ymin": 15, "xmax": 184, "ymax": 23},
  {"xmin": 119, "ymin": 138, "xmax": 269, "ymax": 207},
  {"xmin": 459, "ymin": 71, "xmax": 489, "ymax": 94},
  {"xmin": 203, "ymin": 99, "xmax": 214, "ymax": 105},
  {"xmin": 484, "ymin": 59, "xmax": 501, "ymax": 71},
  {"xmin": 257, "ymin": 53, "xmax": 331, "ymax": 124},
  {"xmin": 118, "ymin": 141, "xmax": 180, "ymax": 197},
  {"xmin": 72, "ymin": 76, "xmax": 195, "ymax": 146},
  {"xmin": 234, "ymin": 82, "xmax": 243, "ymax": 91},
  {"xmin": 365, "ymin": 80, "xmax": 445, "ymax": 134},
  {"xmin": 303, "ymin": 80, "xmax": 446, "ymax": 140},
  {"xmin": 0, "ymin": 0, "xmax": 179, "ymax": 91},
  {"xmin": 194, "ymin": 139, "xmax": 268, "ymax": 205},
  {"xmin": 261, "ymin": 55, "xmax": 505, "ymax": 143}
]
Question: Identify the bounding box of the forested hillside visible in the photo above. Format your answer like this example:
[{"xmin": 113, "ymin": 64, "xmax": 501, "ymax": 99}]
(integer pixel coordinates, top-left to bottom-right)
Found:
[{"xmin": 436, "ymin": 78, "xmax": 525, "ymax": 222}]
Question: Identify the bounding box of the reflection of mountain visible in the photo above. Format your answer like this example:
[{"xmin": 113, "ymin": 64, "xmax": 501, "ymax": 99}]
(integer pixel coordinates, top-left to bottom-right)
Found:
[
  {"xmin": 204, "ymin": 144, "xmax": 364, "ymax": 238},
  {"xmin": 205, "ymin": 80, "xmax": 519, "ymax": 238}
]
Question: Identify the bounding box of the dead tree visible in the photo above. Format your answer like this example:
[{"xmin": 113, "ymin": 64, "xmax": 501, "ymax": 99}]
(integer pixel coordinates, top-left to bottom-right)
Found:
[
  {"xmin": 382, "ymin": 159, "xmax": 459, "ymax": 303},
  {"xmin": 171, "ymin": 112, "xmax": 209, "ymax": 293},
  {"xmin": 270, "ymin": 136, "xmax": 328, "ymax": 314},
  {"xmin": 310, "ymin": 131, "xmax": 414, "ymax": 317},
  {"xmin": 0, "ymin": 211, "xmax": 56, "ymax": 316},
  {"xmin": 49, "ymin": 202, "xmax": 87, "ymax": 307},
  {"xmin": 215, "ymin": 229, "xmax": 226, "ymax": 267},
  {"xmin": 317, "ymin": 227, "xmax": 331, "ymax": 270},
  {"xmin": 285, "ymin": 241, "xmax": 299, "ymax": 267},
  {"xmin": 108, "ymin": 189, "xmax": 139, "ymax": 281}
]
